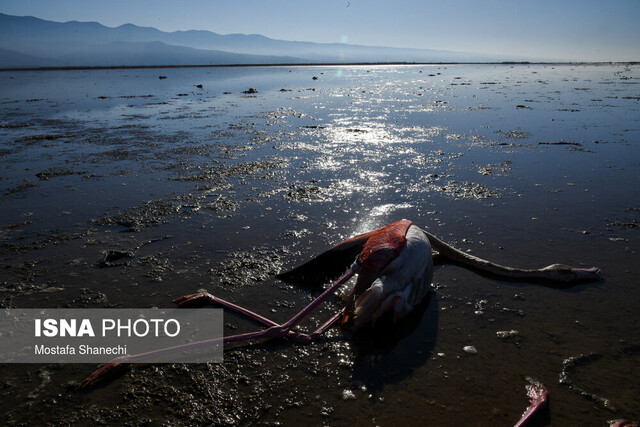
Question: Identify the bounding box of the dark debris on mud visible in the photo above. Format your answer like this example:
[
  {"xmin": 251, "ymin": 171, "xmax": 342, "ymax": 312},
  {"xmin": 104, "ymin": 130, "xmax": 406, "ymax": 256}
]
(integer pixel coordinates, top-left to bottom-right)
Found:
[
  {"xmin": 478, "ymin": 161, "xmax": 513, "ymax": 176},
  {"xmin": 606, "ymin": 207, "xmax": 640, "ymax": 230},
  {"xmin": 31, "ymin": 347, "xmax": 334, "ymax": 426},
  {"xmin": 497, "ymin": 130, "xmax": 531, "ymax": 140},
  {"xmin": 211, "ymin": 247, "xmax": 284, "ymax": 288},
  {"xmin": 63, "ymin": 288, "xmax": 108, "ymax": 308},
  {"xmin": 2, "ymin": 179, "xmax": 37, "ymax": 198},
  {"xmin": 35, "ymin": 168, "xmax": 87, "ymax": 181},
  {"xmin": 91, "ymin": 193, "xmax": 227, "ymax": 232},
  {"xmin": 92, "ymin": 198, "xmax": 182, "ymax": 232},
  {"xmin": 440, "ymin": 180, "xmax": 502, "ymax": 200},
  {"xmin": 285, "ymin": 183, "xmax": 327, "ymax": 202}
]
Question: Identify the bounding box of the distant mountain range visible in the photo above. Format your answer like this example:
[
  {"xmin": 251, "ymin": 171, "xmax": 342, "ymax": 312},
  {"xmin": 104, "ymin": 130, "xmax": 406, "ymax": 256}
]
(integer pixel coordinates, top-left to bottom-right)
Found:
[{"xmin": 0, "ymin": 13, "xmax": 531, "ymax": 68}]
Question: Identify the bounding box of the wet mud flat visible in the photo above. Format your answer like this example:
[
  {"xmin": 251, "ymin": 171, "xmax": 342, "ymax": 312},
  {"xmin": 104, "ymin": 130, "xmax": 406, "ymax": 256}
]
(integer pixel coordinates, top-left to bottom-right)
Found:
[{"xmin": 0, "ymin": 64, "xmax": 639, "ymax": 425}]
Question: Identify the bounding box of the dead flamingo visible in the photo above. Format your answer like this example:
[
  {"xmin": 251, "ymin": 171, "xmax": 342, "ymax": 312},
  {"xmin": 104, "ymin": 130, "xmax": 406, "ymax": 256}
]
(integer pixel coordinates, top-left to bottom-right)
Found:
[{"xmin": 78, "ymin": 220, "xmax": 600, "ymax": 406}]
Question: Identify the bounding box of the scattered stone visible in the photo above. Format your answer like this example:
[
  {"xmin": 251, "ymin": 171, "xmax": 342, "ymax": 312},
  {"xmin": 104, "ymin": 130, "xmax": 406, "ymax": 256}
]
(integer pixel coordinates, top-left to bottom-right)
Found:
[
  {"xmin": 243, "ymin": 87, "xmax": 258, "ymax": 94},
  {"xmin": 463, "ymin": 346, "xmax": 478, "ymax": 354},
  {"xmin": 496, "ymin": 330, "xmax": 520, "ymax": 339},
  {"xmin": 501, "ymin": 307, "xmax": 526, "ymax": 316},
  {"xmin": 321, "ymin": 406, "xmax": 334, "ymax": 416},
  {"xmin": 341, "ymin": 389, "xmax": 356, "ymax": 400}
]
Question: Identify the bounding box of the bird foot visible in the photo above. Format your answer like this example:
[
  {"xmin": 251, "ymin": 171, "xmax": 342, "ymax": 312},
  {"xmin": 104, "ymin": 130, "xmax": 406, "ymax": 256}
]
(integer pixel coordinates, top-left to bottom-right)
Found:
[
  {"xmin": 514, "ymin": 378, "xmax": 548, "ymax": 427},
  {"xmin": 572, "ymin": 266, "xmax": 602, "ymax": 281},
  {"xmin": 172, "ymin": 292, "xmax": 215, "ymax": 307}
]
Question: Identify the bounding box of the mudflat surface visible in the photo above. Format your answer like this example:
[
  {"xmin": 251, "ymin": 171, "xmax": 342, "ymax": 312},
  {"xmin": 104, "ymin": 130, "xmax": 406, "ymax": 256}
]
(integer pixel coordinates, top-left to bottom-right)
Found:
[{"xmin": 0, "ymin": 64, "xmax": 638, "ymax": 425}]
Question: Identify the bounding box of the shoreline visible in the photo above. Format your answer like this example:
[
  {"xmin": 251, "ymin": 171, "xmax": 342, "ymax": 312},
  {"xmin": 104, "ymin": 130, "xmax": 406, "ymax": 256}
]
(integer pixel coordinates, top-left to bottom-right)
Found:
[{"xmin": 2, "ymin": 61, "xmax": 638, "ymax": 73}]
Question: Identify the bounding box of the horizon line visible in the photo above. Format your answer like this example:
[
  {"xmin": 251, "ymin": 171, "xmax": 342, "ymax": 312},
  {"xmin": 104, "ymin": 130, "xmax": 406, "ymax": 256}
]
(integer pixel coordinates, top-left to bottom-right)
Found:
[{"xmin": 3, "ymin": 61, "xmax": 640, "ymax": 73}]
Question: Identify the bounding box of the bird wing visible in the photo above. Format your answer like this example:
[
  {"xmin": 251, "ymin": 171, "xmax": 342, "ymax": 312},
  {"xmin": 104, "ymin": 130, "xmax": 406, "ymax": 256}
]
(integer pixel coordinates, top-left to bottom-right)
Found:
[{"xmin": 276, "ymin": 230, "xmax": 376, "ymax": 288}]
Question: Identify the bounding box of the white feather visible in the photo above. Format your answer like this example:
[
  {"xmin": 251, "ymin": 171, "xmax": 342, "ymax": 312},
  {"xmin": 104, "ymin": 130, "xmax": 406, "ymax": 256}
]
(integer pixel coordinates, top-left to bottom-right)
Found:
[{"xmin": 352, "ymin": 225, "xmax": 432, "ymax": 329}]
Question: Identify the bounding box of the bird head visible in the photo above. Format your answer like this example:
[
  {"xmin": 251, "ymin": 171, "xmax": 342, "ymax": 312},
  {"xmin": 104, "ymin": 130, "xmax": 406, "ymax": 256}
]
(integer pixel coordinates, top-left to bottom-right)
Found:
[{"xmin": 540, "ymin": 264, "xmax": 601, "ymax": 282}]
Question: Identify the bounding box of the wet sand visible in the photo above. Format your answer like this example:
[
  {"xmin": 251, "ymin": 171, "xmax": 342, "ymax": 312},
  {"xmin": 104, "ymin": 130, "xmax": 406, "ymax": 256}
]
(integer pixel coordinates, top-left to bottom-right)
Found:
[{"xmin": 0, "ymin": 64, "xmax": 639, "ymax": 425}]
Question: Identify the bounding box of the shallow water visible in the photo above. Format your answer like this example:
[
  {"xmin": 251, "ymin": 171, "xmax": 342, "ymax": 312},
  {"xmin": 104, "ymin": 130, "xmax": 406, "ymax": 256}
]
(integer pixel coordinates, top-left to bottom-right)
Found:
[{"xmin": 0, "ymin": 64, "xmax": 639, "ymax": 425}]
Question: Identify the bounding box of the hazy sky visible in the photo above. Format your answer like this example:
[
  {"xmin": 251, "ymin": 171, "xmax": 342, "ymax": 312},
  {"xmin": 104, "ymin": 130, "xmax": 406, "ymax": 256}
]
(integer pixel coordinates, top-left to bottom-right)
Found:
[{"xmin": 2, "ymin": 0, "xmax": 639, "ymax": 61}]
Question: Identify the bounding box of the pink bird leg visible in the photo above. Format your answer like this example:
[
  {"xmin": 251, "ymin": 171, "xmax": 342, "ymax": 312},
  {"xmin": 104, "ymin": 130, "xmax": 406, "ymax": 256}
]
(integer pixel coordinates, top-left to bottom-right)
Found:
[{"xmin": 514, "ymin": 378, "xmax": 548, "ymax": 427}]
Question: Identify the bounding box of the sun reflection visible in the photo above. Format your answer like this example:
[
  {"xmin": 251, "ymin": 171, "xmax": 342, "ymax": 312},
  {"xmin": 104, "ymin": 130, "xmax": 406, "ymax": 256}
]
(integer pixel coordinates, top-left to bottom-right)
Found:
[
  {"xmin": 323, "ymin": 122, "xmax": 393, "ymax": 147},
  {"xmin": 370, "ymin": 203, "xmax": 413, "ymax": 217},
  {"xmin": 353, "ymin": 203, "xmax": 413, "ymax": 236}
]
